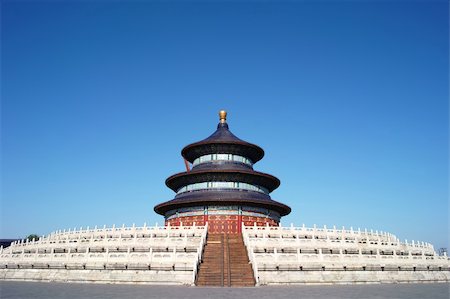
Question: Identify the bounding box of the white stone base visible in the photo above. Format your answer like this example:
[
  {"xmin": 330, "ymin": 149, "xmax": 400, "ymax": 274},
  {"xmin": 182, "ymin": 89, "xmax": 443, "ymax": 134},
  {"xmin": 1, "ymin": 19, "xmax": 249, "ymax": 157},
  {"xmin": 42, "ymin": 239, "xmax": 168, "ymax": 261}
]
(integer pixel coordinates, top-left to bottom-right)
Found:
[
  {"xmin": 0, "ymin": 269, "xmax": 194, "ymax": 285},
  {"xmin": 257, "ymin": 270, "xmax": 450, "ymax": 285}
]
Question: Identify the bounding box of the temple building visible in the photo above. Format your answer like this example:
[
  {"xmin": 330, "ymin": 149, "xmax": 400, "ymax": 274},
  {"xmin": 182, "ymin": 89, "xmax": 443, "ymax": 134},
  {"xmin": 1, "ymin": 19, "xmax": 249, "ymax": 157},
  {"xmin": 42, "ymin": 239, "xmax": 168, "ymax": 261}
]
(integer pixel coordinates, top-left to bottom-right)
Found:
[
  {"xmin": 154, "ymin": 110, "xmax": 291, "ymax": 233},
  {"xmin": 1, "ymin": 110, "xmax": 448, "ymax": 286}
]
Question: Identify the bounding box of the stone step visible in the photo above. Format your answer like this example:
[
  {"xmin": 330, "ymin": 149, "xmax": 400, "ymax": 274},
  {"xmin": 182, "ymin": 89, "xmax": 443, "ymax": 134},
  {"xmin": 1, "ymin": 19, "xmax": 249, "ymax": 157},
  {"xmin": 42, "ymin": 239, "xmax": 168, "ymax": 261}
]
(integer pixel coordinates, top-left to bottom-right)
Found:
[{"xmin": 195, "ymin": 233, "xmax": 255, "ymax": 287}]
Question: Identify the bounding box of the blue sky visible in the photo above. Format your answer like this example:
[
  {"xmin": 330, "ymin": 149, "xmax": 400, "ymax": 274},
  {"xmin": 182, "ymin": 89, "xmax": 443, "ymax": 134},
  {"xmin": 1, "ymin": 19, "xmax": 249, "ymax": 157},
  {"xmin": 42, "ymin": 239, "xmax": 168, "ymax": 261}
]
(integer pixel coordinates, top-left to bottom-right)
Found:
[{"xmin": 1, "ymin": 1, "xmax": 448, "ymax": 249}]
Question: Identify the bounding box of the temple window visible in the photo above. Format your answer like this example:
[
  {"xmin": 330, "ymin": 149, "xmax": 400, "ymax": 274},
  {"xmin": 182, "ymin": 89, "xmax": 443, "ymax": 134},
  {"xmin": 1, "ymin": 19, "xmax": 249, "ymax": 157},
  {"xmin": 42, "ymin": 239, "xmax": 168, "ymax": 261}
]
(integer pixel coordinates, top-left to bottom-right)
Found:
[
  {"xmin": 177, "ymin": 181, "xmax": 269, "ymax": 195},
  {"xmin": 193, "ymin": 154, "xmax": 253, "ymax": 167}
]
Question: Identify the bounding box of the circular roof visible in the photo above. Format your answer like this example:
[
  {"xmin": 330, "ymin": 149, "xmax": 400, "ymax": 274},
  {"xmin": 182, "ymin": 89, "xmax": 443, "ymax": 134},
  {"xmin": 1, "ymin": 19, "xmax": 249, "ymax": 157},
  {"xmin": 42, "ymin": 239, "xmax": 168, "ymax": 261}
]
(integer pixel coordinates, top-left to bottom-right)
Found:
[
  {"xmin": 166, "ymin": 169, "xmax": 280, "ymax": 193},
  {"xmin": 154, "ymin": 190, "xmax": 291, "ymax": 216},
  {"xmin": 181, "ymin": 122, "xmax": 264, "ymax": 163}
]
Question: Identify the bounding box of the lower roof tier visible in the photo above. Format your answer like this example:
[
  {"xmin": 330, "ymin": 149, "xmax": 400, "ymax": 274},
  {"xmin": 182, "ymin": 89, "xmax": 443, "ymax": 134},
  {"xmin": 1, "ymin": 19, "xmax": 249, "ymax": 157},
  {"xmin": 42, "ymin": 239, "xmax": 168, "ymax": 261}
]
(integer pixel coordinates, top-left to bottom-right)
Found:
[{"xmin": 154, "ymin": 189, "xmax": 291, "ymax": 216}]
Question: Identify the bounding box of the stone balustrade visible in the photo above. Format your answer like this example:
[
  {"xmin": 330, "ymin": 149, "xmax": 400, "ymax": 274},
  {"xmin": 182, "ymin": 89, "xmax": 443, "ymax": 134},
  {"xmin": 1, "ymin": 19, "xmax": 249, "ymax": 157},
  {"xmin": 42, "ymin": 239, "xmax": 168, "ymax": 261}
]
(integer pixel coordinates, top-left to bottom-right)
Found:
[
  {"xmin": 0, "ymin": 224, "xmax": 208, "ymax": 285},
  {"xmin": 242, "ymin": 224, "xmax": 450, "ymax": 285}
]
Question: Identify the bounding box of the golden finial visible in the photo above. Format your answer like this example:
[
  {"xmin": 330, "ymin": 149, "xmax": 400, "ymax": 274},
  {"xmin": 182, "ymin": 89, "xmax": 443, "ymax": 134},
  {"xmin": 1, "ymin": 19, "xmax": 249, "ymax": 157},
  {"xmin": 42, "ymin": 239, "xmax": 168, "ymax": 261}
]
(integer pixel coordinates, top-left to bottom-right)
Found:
[{"xmin": 219, "ymin": 110, "xmax": 227, "ymax": 123}]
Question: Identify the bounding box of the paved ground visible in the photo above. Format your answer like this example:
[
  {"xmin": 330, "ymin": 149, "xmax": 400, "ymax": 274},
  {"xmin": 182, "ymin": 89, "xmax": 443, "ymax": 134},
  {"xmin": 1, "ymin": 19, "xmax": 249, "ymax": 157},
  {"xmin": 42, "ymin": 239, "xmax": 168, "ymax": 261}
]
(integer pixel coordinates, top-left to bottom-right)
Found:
[{"xmin": 0, "ymin": 281, "xmax": 449, "ymax": 299}]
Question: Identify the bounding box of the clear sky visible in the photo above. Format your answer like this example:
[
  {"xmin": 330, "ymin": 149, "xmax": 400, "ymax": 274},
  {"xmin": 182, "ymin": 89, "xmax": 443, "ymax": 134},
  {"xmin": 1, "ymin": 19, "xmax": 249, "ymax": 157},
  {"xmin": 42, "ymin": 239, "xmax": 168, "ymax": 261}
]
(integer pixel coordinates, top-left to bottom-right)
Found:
[{"xmin": 1, "ymin": 1, "xmax": 448, "ymax": 249}]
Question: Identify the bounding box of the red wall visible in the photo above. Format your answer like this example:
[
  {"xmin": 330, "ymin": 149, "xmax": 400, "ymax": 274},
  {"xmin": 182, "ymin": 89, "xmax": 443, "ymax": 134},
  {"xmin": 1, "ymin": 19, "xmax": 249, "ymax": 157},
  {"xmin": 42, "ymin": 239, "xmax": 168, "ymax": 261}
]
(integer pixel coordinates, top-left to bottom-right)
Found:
[{"xmin": 165, "ymin": 214, "xmax": 278, "ymax": 233}]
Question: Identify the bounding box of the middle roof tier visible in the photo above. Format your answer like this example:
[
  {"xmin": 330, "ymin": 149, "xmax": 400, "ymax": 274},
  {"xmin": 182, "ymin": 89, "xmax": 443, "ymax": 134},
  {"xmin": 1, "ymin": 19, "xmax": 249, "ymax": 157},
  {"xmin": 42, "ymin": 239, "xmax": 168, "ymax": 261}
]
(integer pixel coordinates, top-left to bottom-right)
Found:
[{"xmin": 165, "ymin": 169, "xmax": 281, "ymax": 193}]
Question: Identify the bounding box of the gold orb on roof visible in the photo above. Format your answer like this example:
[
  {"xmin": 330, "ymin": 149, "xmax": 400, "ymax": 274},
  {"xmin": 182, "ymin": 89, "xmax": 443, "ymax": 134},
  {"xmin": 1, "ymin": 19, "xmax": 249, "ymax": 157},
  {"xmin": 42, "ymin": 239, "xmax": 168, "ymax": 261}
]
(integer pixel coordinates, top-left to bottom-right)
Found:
[{"xmin": 219, "ymin": 110, "xmax": 227, "ymax": 123}]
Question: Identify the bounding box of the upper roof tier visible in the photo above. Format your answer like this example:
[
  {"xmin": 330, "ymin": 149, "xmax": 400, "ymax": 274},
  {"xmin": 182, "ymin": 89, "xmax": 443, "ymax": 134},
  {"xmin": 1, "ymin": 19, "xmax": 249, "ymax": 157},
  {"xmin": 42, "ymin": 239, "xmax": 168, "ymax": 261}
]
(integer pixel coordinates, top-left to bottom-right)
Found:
[{"xmin": 181, "ymin": 111, "xmax": 265, "ymax": 163}]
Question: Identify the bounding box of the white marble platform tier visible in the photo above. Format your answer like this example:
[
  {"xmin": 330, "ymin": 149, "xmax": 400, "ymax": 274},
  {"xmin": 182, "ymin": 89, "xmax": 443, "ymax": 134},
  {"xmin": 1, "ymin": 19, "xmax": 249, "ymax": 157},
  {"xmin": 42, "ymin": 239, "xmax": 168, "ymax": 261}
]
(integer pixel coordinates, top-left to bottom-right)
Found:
[
  {"xmin": 0, "ymin": 223, "xmax": 208, "ymax": 285},
  {"xmin": 242, "ymin": 224, "xmax": 450, "ymax": 285}
]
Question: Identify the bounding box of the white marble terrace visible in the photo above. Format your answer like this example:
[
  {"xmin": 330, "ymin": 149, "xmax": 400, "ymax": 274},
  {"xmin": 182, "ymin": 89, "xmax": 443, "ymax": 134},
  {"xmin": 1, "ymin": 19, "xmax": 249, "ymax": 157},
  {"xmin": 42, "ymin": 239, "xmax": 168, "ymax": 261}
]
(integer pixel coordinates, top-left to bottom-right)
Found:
[
  {"xmin": 242, "ymin": 224, "xmax": 450, "ymax": 285},
  {"xmin": 1, "ymin": 222, "xmax": 449, "ymax": 285},
  {"xmin": 0, "ymin": 223, "xmax": 208, "ymax": 284}
]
